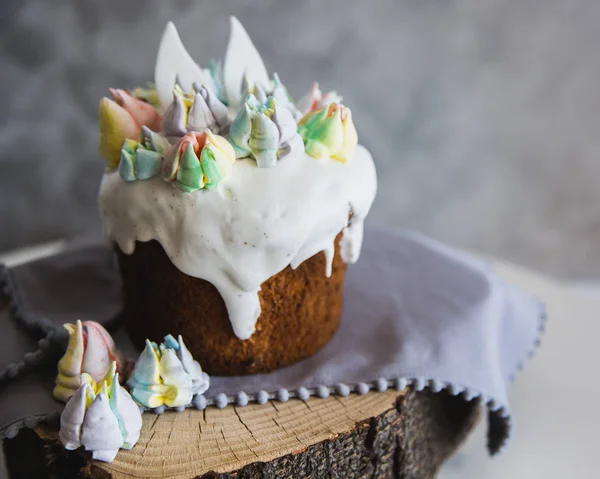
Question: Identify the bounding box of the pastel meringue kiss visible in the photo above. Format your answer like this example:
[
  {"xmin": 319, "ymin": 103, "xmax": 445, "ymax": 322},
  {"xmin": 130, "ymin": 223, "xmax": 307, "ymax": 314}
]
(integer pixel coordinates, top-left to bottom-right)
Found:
[
  {"xmin": 98, "ymin": 89, "xmax": 162, "ymax": 170},
  {"xmin": 119, "ymin": 126, "xmax": 170, "ymax": 182},
  {"xmin": 203, "ymin": 59, "xmax": 228, "ymax": 105},
  {"xmin": 297, "ymin": 82, "xmax": 342, "ymax": 116},
  {"xmin": 162, "ymin": 129, "xmax": 235, "ymax": 192},
  {"xmin": 162, "ymin": 83, "xmax": 229, "ymax": 140},
  {"xmin": 298, "ymin": 103, "xmax": 358, "ymax": 163},
  {"xmin": 54, "ymin": 320, "xmax": 125, "ymax": 403},
  {"xmin": 128, "ymin": 335, "xmax": 210, "ymax": 409},
  {"xmin": 59, "ymin": 362, "xmax": 142, "ymax": 463},
  {"xmin": 229, "ymin": 94, "xmax": 303, "ymax": 168},
  {"xmin": 241, "ymin": 73, "xmax": 298, "ymax": 117},
  {"xmin": 129, "ymin": 85, "xmax": 161, "ymax": 110}
]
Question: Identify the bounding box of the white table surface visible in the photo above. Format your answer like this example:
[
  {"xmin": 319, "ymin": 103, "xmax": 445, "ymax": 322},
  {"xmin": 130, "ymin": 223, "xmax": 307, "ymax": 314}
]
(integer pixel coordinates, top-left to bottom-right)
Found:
[
  {"xmin": 440, "ymin": 263, "xmax": 600, "ymax": 478},
  {"xmin": 1, "ymin": 244, "xmax": 599, "ymax": 478}
]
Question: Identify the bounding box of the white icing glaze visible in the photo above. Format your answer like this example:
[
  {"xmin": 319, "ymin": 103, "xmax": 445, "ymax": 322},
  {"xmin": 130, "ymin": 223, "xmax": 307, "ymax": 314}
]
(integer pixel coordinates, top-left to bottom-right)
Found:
[{"xmin": 99, "ymin": 145, "xmax": 377, "ymax": 340}]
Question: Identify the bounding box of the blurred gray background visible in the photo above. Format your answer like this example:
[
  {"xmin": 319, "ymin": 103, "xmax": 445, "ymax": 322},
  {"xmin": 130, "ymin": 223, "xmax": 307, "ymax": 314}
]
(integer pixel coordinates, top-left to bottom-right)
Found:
[{"xmin": 1, "ymin": 0, "xmax": 599, "ymax": 279}]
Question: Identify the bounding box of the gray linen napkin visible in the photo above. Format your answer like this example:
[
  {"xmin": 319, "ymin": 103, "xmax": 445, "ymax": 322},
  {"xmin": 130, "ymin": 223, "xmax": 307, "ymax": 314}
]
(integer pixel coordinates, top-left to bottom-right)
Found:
[{"xmin": 0, "ymin": 229, "xmax": 545, "ymax": 454}]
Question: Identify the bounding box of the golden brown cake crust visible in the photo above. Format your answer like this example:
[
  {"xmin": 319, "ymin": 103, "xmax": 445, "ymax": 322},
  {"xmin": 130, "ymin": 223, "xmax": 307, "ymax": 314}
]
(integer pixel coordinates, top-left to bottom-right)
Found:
[{"xmin": 117, "ymin": 234, "xmax": 346, "ymax": 376}]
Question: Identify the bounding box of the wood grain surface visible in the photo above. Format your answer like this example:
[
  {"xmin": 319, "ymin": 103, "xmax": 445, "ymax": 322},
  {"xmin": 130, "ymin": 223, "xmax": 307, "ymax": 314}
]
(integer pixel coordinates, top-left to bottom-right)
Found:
[{"xmin": 19, "ymin": 388, "xmax": 478, "ymax": 479}]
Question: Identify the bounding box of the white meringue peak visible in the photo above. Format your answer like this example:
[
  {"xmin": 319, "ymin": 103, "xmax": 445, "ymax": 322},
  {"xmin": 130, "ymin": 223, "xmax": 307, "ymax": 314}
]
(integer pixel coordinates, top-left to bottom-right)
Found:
[{"xmin": 59, "ymin": 362, "xmax": 142, "ymax": 463}]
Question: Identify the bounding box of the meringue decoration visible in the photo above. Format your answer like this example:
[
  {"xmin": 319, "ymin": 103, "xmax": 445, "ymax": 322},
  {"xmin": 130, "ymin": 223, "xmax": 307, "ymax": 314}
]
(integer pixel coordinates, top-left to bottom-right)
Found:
[
  {"xmin": 128, "ymin": 335, "xmax": 210, "ymax": 409},
  {"xmin": 297, "ymin": 82, "xmax": 343, "ymax": 116},
  {"xmin": 162, "ymin": 83, "xmax": 229, "ymax": 140},
  {"xmin": 110, "ymin": 88, "xmax": 162, "ymax": 132},
  {"xmin": 59, "ymin": 362, "xmax": 142, "ymax": 463},
  {"xmin": 130, "ymin": 84, "xmax": 162, "ymax": 110},
  {"xmin": 98, "ymin": 89, "xmax": 162, "ymax": 170},
  {"xmin": 203, "ymin": 59, "xmax": 228, "ymax": 105},
  {"xmin": 241, "ymin": 73, "xmax": 299, "ymax": 118},
  {"xmin": 161, "ymin": 129, "xmax": 235, "ymax": 192},
  {"xmin": 154, "ymin": 21, "xmax": 210, "ymax": 110},
  {"xmin": 54, "ymin": 320, "xmax": 125, "ymax": 403},
  {"xmin": 170, "ymin": 335, "xmax": 209, "ymax": 395},
  {"xmin": 223, "ymin": 17, "xmax": 270, "ymax": 107},
  {"xmin": 98, "ymin": 99, "xmax": 137, "ymax": 171},
  {"xmin": 118, "ymin": 126, "xmax": 171, "ymax": 182},
  {"xmin": 229, "ymin": 94, "xmax": 304, "ymax": 167},
  {"xmin": 298, "ymin": 103, "xmax": 358, "ymax": 163}
]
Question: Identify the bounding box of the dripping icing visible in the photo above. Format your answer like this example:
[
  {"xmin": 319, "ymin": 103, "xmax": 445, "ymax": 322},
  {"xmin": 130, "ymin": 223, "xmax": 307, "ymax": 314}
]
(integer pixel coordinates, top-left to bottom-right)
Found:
[
  {"xmin": 99, "ymin": 146, "xmax": 376, "ymax": 340},
  {"xmin": 324, "ymin": 242, "xmax": 334, "ymax": 278}
]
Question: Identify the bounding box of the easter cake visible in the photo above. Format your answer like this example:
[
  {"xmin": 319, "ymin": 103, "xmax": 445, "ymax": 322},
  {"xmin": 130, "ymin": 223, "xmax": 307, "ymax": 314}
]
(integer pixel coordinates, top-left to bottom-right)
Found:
[{"xmin": 97, "ymin": 18, "xmax": 377, "ymax": 375}]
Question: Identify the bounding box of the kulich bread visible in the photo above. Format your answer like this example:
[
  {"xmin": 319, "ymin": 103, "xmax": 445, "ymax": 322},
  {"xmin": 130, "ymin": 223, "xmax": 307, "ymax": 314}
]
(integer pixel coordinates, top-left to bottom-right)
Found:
[
  {"xmin": 97, "ymin": 18, "xmax": 377, "ymax": 378},
  {"xmin": 117, "ymin": 233, "xmax": 346, "ymax": 376}
]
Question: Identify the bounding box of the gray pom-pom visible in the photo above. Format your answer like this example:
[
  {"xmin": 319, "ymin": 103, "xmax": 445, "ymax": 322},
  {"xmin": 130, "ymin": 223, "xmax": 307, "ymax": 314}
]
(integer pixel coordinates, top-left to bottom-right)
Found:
[
  {"xmin": 24, "ymin": 352, "xmax": 38, "ymax": 364},
  {"xmin": 24, "ymin": 416, "xmax": 39, "ymax": 429},
  {"xmin": 236, "ymin": 392, "xmax": 249, "ymax": 407},
  {"xmin": 6, "ymin": 363, "xmax": 19, "ymax": 378},
  {"xmin": 429, "ymin": 380, "xmax": 443, "ymax": 393},
  {"xmin": 413, "ymin": 378, "xmax": 426, "ymax": 391},
  {"xmin": 394, "ymin": 378, "xmax": 408, "ymax": 391},
  {"xmin": 277, "ymin": 389, "xmax": 289, "ymax": 402},
  {"xmin": 357, "ymin": 383, "xmax": 370, "ymax": 395},
  {"xmin": 447, "ymin": 383, "xmax": 463, "ymax": 396},
  {"xmin": 317, "ymin": 386, "xmax": 330, "ymax": 398},
  {"xmin": 296, "ymin": 387, "xmax": 310, "ymax": 401},
  {"xmin": 215, "ymin": 393, "xmax": 228, "ymax": 409},
  {"xmin": 462, "ymin": 389, "xmax": 478, "ymax": 402},
  {"xmin": 336, "ymin": 384, "xmax": 350, "ymax": 397},
  {"xmin": 376, "ymin": 378, "xmax": 388, "ymax": 392},
  {"xmin": 193, "ymin": 395, "xmax": 207, "ymax": 410},
  {"xmin": 256, "ymin": 390, "xmax": 269, "ymax": 405}
]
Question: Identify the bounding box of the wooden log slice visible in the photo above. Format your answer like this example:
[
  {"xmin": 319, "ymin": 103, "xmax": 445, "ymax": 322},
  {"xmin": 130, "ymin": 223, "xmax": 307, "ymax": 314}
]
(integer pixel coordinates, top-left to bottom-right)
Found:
[{"xmin": 5, "ymin": 388, "xmax": 479, "ymax": 479}]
